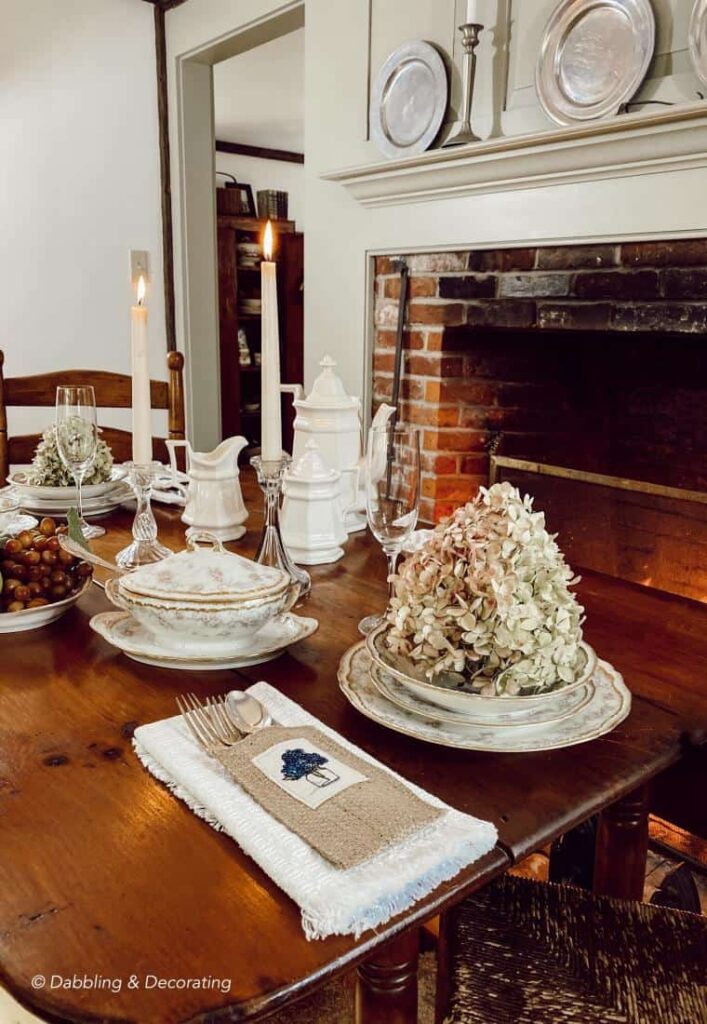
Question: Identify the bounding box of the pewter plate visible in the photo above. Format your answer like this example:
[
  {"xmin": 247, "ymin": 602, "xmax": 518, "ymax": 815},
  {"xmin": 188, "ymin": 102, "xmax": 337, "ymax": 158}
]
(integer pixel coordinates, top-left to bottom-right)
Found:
[
  {"xmin": 689, "ymin": 0, "xmax": 707, "ymax": 88},
  {"xmin": 536, "ymin": 0, "xmax": 655, "ymax": 126},
  {"xmin": 370, "ymin": 41, "xmax": 448, "ymax": 159},
  {"xmin": 338, "ymin": 642, "xmax": 631, "ymax": 753}
]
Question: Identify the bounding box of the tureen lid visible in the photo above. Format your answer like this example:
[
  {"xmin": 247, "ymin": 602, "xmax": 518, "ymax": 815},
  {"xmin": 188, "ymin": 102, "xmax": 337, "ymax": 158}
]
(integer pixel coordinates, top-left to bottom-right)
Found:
[
  {"xmin": 119, "ymin": 533, "xmax": 289, "ymax": 603},
  {"xmin": 301, "ymin": 356, "xmax": 359, "ymax": 410}
]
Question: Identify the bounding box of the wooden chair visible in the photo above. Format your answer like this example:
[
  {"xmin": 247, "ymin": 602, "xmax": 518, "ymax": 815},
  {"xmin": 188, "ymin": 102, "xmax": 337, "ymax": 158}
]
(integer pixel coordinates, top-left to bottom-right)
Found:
[
  {"xmin": 436, "ymin": 874, "xmax": 707, "ymax": 1023},
  {"xmin": 0, "ymin": 351, "xmax": 186, "ymax": 485}
]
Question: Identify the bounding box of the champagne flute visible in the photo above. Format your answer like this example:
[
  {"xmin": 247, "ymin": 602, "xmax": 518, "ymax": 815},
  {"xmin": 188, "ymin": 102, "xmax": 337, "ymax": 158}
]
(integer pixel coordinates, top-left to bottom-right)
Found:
[
  {"xmin": 55, "ymin": 386, "xmax": 105, "ymax": 540},
  {"xmin": 358, "ymin": 423, "xmax": 420, "ymax": 636}
]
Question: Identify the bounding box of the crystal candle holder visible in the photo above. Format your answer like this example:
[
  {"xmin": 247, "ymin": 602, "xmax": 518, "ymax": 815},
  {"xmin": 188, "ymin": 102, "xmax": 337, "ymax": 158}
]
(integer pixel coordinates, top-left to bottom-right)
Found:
[
  {"xmin": 250, "ymin": 454, "xmax": 311, "ymax": 599},
  {"xmin": 115, "ymin": 461, "xmax": 171, "ymax": 570}
]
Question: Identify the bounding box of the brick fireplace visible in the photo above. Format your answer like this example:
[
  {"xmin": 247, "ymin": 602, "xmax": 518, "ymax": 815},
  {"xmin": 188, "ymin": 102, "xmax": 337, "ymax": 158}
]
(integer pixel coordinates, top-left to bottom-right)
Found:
[{"xmin": 372, "ymin": 239, "xmax": 707, "ymax": 525}]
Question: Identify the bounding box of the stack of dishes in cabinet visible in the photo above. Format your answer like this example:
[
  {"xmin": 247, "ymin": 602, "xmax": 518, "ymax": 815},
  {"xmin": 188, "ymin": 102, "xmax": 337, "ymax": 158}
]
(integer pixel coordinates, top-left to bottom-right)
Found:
[
  {"xmin": 338, "ymin": 623, "xmax": 631, "ymax": 753},
  {"xmin": 90, "ymin": 532, "xmax": 317, "ymax": 670}
]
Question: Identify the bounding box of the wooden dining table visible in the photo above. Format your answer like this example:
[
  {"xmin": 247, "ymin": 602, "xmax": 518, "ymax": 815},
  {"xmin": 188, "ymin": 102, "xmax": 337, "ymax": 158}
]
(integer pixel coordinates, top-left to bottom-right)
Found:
[{"xmin": 1, "ymin": 474, "xmax": 705, "ymax": 1024}]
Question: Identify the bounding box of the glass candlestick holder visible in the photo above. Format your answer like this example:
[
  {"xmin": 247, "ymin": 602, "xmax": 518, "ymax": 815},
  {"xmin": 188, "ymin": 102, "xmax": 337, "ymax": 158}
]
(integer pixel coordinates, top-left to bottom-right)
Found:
[
  {"xmin": 250, "ymin": 454, "xmax": 311, "ymax": 599},
  {"xmin": 115, "ymin": 461, "xmax": 171, "ymax": 569}
]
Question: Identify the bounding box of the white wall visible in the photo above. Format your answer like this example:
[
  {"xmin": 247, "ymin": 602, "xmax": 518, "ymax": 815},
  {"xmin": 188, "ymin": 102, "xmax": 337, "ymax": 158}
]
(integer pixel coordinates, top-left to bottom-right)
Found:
[
  {"xmin": 166, "ymin": 0, "xmax": 707, "ymax": 447},
  {"xmin": 215, "ymin": 153, "xmax": 305, "ymax": 229},
  {"xmin": 0, "ymin": 0, "xmax": 166, "ymax": 437}
]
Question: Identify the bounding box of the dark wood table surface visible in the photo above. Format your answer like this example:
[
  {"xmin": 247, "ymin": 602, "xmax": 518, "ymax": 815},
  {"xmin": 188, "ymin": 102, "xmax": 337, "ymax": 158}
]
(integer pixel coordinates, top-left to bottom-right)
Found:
[{"xmin": 1, "ymin": 477, "xmax": 705, "ymax": 1024}]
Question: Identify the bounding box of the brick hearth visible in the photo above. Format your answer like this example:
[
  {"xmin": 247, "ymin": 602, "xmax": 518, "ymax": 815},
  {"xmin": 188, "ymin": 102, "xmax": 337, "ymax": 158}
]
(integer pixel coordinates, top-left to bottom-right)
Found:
[{"xmin": 373, "ymin": 239, "xmax": 707, "ymax": 523}]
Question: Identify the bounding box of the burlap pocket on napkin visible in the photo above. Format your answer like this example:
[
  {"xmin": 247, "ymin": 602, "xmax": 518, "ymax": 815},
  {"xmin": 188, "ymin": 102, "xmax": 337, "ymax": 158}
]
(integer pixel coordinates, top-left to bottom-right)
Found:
[{"xmin": 211, "ymin": 725, "xmax": 442, "ymax": 869}]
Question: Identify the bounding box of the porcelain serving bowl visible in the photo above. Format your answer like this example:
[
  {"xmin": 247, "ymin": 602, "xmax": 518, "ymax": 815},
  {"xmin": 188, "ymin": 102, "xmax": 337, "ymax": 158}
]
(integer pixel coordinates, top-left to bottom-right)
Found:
[
  {"xmin": 105, "ymin": 533, "xmax": 296, "ymax": 654},
  {"xmin": 0, "ymin": 577, "xmax": 92, "ymax": 633},
  {"xmin": 366, "ymin": 624, "xmax": 597, "ymax": 720}
]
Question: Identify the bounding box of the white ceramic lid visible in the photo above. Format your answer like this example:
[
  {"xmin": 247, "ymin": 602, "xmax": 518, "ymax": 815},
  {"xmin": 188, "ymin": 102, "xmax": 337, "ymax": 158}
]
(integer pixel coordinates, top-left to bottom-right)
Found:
[
  {"xmin": 302, "ymin": 356, "xmax": 359, "ymax": 410},
  {"xmin": 289, "ymin": 441, "xmax": 339, "ymax": 483},
  {"xmin": 119, "ymin": 532, "xmax": 289, "ymax": 604}
]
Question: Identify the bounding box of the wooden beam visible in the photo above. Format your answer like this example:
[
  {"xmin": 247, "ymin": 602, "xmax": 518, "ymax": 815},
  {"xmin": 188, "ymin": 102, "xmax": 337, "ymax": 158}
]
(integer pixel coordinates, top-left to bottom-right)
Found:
[
  {"xmin": 215, "ymin": 139, "xmax": 304, "ymax": 164},
  {"xmin": 153, "ymin": 3, "xmax": 176, "ymax": 351}
]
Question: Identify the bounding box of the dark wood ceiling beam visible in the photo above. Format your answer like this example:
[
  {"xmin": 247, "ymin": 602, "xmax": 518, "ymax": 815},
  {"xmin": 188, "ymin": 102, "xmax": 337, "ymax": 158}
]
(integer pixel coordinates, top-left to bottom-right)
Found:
[{"xmin": 215, "ymin": 140, "xmax": 304, "ymax": 164}]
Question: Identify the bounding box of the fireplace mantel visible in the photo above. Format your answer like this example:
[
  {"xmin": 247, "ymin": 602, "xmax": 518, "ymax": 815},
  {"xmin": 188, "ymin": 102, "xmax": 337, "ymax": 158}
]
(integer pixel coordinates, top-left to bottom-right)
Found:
[{"xmin": 322, "ymin": 104, "xmax": 707, "ymax": 208}]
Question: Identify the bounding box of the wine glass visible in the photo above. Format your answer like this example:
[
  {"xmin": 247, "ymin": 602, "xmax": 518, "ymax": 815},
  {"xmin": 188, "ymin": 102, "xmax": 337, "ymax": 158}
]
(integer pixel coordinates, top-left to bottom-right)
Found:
[
  {"xmin": 55, "ymin": 385, "xmax": 105, "ymax": 540},
  {"xmin": 358, "ymin": 423, "xmax": 420, "ymax": 636}
]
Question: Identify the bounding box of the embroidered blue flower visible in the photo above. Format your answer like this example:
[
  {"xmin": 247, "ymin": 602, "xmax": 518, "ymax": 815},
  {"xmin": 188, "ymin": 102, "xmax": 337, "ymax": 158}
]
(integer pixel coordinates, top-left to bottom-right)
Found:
[{"xmin": 281, "ymin": 748, "xmax": 329, "ymax": 782}]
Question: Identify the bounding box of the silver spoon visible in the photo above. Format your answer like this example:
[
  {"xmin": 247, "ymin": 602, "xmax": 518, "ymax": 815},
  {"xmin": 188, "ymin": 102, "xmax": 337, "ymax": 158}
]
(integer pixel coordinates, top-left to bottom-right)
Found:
[
  {"xmin": 58, "ymin": 534, "xmax": 127, "ymax": 576},
  {"xmin": 226, "ymin": 690, "xmax": 273, "ymax": 733}
]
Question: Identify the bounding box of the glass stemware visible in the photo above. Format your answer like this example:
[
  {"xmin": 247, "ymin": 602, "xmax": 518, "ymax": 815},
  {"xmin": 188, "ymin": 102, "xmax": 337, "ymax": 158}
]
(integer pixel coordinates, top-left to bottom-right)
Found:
[
  {"xmin": 358, "ymin": 423, "xmax": 420, "ymax": 637},
  {"xmin": 55, "ymin": 385, "xmax": 105, "ymax": 540}
]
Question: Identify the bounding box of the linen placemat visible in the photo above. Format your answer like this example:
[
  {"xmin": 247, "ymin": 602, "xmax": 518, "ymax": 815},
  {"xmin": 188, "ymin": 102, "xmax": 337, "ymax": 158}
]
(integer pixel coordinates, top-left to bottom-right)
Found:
[
  {"xmin": 211, "ymin": 724, "xmax": 442, "ymax": 869},
  {"xmin": 133, "ymin": 682, "xmax": 498, "ymax": 940}
]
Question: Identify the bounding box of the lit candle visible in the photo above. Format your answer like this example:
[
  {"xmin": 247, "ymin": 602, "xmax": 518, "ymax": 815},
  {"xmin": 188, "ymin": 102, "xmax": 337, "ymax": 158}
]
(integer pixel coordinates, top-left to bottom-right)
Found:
[
  {"xmin": 260, "ymin": 221, "xmax": 282, "ymax": 462},
  {"xmin": 131, "ymin": 275, "xmax": 152, "ymax": 465}
]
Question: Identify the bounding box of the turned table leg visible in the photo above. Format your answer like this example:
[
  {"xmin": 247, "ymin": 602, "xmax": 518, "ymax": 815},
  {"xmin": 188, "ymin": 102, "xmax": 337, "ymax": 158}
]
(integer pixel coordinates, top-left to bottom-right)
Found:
[
  {"xmin": 593, "ymin": 783, "xmax": 650, "ymax": 900},
  {"xmin": 356, "ymin": 927, "xmax": 419, "ymax": 1024}
]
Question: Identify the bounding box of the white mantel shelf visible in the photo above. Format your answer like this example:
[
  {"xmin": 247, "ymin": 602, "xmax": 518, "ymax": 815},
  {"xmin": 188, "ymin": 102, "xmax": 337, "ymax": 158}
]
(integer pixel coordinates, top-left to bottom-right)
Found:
[{"xmin": 322, "ymin": 104, "xmax": 707, "ymax": 207}]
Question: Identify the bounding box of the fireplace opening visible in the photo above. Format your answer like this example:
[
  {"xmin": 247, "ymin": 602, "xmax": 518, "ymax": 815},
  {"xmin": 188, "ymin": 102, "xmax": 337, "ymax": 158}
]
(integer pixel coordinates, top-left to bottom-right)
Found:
[{"xmin": 373, "ymin": 242, "xmax": 707, "ymax": 602}]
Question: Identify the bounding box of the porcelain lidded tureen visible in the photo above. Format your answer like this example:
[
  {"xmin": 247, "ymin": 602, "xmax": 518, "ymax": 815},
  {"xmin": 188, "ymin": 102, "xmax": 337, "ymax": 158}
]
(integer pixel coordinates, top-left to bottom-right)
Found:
[{"xmin": 105, "ymin": 532, "xmax": 296, "ymax": 654}]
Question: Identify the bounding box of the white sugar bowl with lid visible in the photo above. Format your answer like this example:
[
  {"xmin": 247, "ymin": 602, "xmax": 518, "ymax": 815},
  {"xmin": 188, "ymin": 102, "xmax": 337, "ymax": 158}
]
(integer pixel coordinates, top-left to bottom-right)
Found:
[
  {"xmin": 281, "ymin": 440, "xmax": 348, "ymax": 565},
  {"xmin": 105, "ymin": 533, "xmax": 297, "ymax": 654}
]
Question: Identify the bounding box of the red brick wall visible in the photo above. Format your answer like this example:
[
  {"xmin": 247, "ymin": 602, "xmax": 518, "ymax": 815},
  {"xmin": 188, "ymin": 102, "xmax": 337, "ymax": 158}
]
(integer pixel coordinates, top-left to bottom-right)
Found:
[{"xmin": 372, "ymin": 240, "xmax": 707, "ymax": 523}]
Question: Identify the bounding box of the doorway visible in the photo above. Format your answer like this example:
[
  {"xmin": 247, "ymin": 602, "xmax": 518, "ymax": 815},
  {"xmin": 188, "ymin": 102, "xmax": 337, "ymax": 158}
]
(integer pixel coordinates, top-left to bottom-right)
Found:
[
  {"xmin": 173, "ymin": 1, "xmax": 305, "ymax": 450},
  {"xmin": 213, "ymin": 27, "xmax": 304, "ymax": 452}
]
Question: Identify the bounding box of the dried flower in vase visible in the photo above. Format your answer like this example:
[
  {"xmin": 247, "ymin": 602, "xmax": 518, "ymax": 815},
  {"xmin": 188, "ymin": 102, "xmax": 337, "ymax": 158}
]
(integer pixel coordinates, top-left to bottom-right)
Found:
[{"xmin": 385, "ymin": 482, "xmax": 585, "ymax": 695}]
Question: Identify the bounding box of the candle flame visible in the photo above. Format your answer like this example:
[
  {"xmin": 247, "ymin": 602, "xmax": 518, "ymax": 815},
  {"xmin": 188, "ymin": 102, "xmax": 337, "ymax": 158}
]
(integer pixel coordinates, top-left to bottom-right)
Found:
[
  {"xmin": 263, "ymin": 220, "xmax": 273, "ymax": 261},
  {"xmin": 137, "ymin": 275, "xmax": 146, "ymax": 306}
]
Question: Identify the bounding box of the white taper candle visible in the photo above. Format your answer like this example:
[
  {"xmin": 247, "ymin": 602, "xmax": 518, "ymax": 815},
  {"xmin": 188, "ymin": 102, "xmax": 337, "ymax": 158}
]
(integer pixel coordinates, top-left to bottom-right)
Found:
[
  {"xmin": 260, "ymin": 221, "xmax": 282, "ymax": 462},
  {"xmin": 131, "ymin": 275, "xmax": 152, "ymax": 465}
]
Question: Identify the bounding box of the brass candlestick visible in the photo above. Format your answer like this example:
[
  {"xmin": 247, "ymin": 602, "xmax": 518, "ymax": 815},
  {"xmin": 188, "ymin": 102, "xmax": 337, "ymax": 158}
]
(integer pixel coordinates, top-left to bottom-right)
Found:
[{"xmin": 443, "ymin": 23, "xmax": 484, "ymax": 147}]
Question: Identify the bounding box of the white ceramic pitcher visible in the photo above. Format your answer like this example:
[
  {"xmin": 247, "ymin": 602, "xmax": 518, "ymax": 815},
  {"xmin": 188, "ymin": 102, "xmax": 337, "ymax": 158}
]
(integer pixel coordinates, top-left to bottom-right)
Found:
[{"xmin": 166, "ymin": 436, "xmax": 249, "ymax": 542}]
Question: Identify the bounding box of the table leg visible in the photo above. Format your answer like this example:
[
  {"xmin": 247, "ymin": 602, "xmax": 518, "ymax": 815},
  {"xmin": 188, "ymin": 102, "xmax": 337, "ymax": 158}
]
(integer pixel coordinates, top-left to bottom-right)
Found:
[
  {"xmin": 355, "ymin": 927, "xmax": 419, "ymax": 1024},
  {"xmin": 593, "ymin": 784, "xmax": 650, "ymax": 900}
]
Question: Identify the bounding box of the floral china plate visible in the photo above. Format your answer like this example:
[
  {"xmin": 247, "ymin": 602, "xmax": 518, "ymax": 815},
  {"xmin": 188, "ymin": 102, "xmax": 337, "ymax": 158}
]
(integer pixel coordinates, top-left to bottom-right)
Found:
[
  {"xmin": 367, "ymin": 624, "xmax": 597, "ymax": 720},
  {"xmin": 8, "ymin": 465, "xmax": 128, "ymax": 501},
  {"xmin": 90, "ymin": 610, "xmax": 318, "ymax": 670},
  {"xmin": 338, "ymin": 642, "xmax": 631, "ymax": 752},
  {"xmin": 369, "ymin": 660, "xmax": 595, "ymax": 728}
]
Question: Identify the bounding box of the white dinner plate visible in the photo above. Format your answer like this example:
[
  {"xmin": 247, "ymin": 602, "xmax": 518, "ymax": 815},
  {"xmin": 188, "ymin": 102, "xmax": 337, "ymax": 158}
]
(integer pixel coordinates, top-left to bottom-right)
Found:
[
  {"xmin": 338, "ymin": 642, "xmax": 631, "ymax": 752},
  {"xmin": 369, "ymin": 660, "xmax": 595, "ymax": 728},
  {"xmin": 90, "ymin": 611, "xmax": 319, "ymax": 670},
  {"xmin": 9, "ymin": 465, "xmax": 128, "ymax": 502}
]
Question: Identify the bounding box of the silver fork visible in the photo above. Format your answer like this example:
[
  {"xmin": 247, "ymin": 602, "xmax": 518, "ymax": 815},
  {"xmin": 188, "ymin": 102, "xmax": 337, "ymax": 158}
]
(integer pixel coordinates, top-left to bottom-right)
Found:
[
  {"xmin": 176, "ymin": 692, "xmax": 244, "ymax": 750},
  {"xmin": 176, "ymin": 691, "xmax": 271, "ymax": 750}
]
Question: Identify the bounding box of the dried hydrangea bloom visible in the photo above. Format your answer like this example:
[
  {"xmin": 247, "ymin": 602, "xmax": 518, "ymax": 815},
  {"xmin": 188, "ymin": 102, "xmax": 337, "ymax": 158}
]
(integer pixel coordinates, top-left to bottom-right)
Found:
[
  {"xmin": 27, "ymin": 425, "xmax": 114, "ymax": 488},
  {"xmin": 386, "ymin": 482, "xmax": 585, "ymax": 694}
]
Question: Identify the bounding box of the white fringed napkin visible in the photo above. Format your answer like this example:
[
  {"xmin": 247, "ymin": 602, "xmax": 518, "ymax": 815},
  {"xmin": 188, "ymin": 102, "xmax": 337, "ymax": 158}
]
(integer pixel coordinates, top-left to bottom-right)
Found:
[{"xmin": 133, "ymin": 682, "xmax": 497, "ymax": 940}]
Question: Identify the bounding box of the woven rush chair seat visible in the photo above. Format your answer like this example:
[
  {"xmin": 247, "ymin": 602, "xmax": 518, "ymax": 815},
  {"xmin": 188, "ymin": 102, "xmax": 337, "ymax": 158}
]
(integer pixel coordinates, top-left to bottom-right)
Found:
[{"xmin": 440, "ymin": 875, "xmax": 707, "ymax": 1024}]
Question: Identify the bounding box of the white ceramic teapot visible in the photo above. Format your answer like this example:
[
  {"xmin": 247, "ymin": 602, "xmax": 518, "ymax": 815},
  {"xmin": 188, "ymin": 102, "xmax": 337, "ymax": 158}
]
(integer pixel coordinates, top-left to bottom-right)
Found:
[
  {"xmin": 166, "ymin": 436, "xmax": 248, "ymax": 542},
  {"xmin": 283, "ymin": 355, "xmax": 364, "ymax": 533}
]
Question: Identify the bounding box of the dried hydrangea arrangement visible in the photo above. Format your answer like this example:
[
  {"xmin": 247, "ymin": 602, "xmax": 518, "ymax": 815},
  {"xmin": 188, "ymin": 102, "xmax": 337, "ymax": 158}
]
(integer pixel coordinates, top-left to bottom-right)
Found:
[
  {"xmin": 27, "ymin": 425, "xmax": 114, "ymax": 487},
  {"xmin": 386, "ymin": 482, "xmax": 585, "ymax": 695}
]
